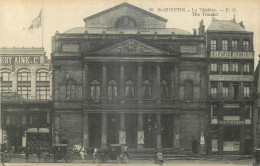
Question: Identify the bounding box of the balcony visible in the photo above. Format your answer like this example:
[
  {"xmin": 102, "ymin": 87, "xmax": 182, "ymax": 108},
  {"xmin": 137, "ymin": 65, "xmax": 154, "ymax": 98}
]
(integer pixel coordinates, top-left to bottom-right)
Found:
[
  {"xmin": 86, "ymin": 98, "xmax": 178, "ymax": 108},
  {"xmin": 1, "ymin": 92, "xmax": 51, "ymax": 104},
  {"xmin": 125, "ymin": 99, "xmax": 138, "ymax": 107},
  {"xmin": 107, "ymin": 99, "xmax": 120, "ymax": 106},
  {"xmin": 143, "ymin": 99, "xmax": 156, "ymax": 107}
]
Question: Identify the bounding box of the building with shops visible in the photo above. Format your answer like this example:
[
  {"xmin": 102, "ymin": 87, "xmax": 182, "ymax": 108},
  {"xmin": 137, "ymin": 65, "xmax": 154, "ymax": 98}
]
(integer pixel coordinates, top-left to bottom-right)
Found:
[
  {"xmin": 0, "ymin": 47, "xmax": 52, "ymax": 152},
  {"xmin": 51, "ymin": 2, "xmax": 208, "ymax": 155},
  {"xmin": 206, "ymin": 18, "xmax": 254, "ymax": 155}
]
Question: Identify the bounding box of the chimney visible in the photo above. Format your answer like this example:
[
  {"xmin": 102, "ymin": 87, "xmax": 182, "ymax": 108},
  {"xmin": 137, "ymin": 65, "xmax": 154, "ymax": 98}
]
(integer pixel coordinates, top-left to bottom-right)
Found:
[
  {"xmin": 193, "ymin": 28, "xmax": 197, "ymax": 35},
  {"xmin": 198, "ymin": 19, "xmax": 205, "ymax": 35},
  {"xmin": 239, "ymin": 21, "xmax": 245, "ymax": 29}
]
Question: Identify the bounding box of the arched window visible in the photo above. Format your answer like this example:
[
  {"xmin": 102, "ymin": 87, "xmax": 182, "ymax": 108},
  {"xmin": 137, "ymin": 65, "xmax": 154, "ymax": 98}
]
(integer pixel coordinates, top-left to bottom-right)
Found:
[
  {"xmin": 108, "ymin": 80, "xmax": 117, "ymax": 100},
  {"xmin": 66, "ymin": 79, "xmax": 75, "ymax": 100},
  {"xmin": 36, "ymin": 69, "xmax": 49, "ymax": 81},
  {"xmin": 115, "ymin": 16, "xmax": 136, "ymax": 29},
  {"xmin": 143, "ymin": 80, "xmax": 152, "ymax": 99},
  {"xmin": 184, "ymin": 80, "xmax": 193, "ymax": 102},
  {"xmin": 1, "ymin": 69, "xmax": 12, "ymax": 82},
  {"xmin": 17, "ymin": 69, "xmax": 31, "ymax": 81},
  {"xmin": 161, "ymin": 80, "xmax": 169, "ymax": 99},
  {"xmin": 125, "ymin": 80, "xmax": 135, "ymax": 99},
  {"xmin": 91, "ymin": 80, "xmax": 100, "ymax": 100}
]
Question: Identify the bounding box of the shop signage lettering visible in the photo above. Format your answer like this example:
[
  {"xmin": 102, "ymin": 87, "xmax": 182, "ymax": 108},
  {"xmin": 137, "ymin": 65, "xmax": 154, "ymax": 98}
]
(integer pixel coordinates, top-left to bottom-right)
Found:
[
  {"xmin": 219, "ymin": 120, "xmax": 244, "ymax": 125},
  {"xmin": 209, "ymin": 75, "xmax": 253, "ymax": 81},
  {"xmin": 0, "ymin": 56, "xmax": 40, "ymax": 64},
  {"xmin": 210, "ymin": 51, "xmax": 254, "ymax": 59}
]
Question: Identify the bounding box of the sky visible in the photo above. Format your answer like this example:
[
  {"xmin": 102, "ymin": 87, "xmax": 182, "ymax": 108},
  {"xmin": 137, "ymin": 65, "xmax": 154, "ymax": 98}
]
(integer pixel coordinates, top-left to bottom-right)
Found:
[{"xmin": 1, "ymin": 0, "xmax": 260, "ymax": 66}]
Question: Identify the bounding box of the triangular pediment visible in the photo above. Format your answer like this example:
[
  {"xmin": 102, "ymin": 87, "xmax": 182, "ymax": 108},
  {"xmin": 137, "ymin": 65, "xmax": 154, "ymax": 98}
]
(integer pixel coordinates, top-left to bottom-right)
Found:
[{"xmin": 92, "ymin": 38, "xmax": 171, "ymax": 56}]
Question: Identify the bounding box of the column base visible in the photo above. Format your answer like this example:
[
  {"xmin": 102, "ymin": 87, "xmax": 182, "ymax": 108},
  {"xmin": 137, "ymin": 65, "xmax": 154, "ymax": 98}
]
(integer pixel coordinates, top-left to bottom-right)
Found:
[
  {"xmin": 137, "ymin": 144, "xmax": 144, "ymax": 149},
  {"xmin": 199, "ymin": 145, "xmax": 206, "ymax": 155}
]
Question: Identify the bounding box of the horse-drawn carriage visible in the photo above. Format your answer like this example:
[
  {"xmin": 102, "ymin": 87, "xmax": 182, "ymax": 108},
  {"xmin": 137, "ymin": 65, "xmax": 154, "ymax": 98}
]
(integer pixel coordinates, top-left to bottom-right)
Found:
[
  {"xmin": 92, "ymin": 144, "xmax": 129, "ymax": 163},
  {"xmin": 20, "ymin": 127, "xmax": 52, "ymax": 162}
]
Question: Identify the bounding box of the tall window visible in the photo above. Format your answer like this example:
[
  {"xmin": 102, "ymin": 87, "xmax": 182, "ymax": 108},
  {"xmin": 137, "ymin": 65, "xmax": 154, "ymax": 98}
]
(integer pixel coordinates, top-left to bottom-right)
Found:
[
  {"xmin": 210, "ymin": 63, "xmax": 218, "ymax": 73},
  {"xmin": 243, "ymin": 63, "xmax": 250, "ymax": 73},
  {"xmin": 17, "ymin": 69, "xmax": 31, "ymax": 81},
  {"xmin": 222, "ymin": 82, "xmax": 229, "ymax": 98},
  {"xmin": 36, "ymin": 87, "xmax": 50, "ymax": 100},
  {"xmin": 210, "ymin": 39, "xmax": 217, "ymax": 51},
  {"xmin": 222, "ymin": 63, "xmax": 229, "ymax": 73},
  {"xmin": 90, "ymin": 80, "xmax": 100, "ymax": 100},
  {"xmin": 108, "ymin": 80, "xmax": 117, "ymax": 100},
  {"xmin": 143, "ymin": 80, "xmax": 152, "ymax": 99},
  {"xmin": 244, "ymin": 83, "xmax": 250, "ymax": 98},
  {"xmin": 161, "ymin": 80, "xmax": 169, "ymax": 99},
  {"xmin": 66, "ymin": 79, "xmax": 76, "ymax": 100},
  {"xmin": 36, "ymin": 70, "xmax": 50, "ymax": 81},
  {"xmin": 232, "ymin": 40, "xmax": 238, "ymax": 51},
  {"xmin": 1, "ymin": 86, "xmax": 12, "ymax": 92},
  {"xmin": 231, "ymin": 62, "xmax": 238, "ymax": 73},
  {"xmin": 18, "ymin": 86, "xmax": 31, "ymax": 99},
  {"xmin": 222, "ymin": 39, "xmax": 228, "ymax": 51},
  {"xmin": 184, "ymin": 80, "xmax": 193, "ymax": 102},
  {"xmin": 125, "ymin": 80, "xmax": 135, "ymax": 99},
  {"xmin": 211, "ymin": 82, "xmax": 217, "ymax": 98},
  {"xmin": 2, "ymin": 72, "xmax": 11, "ymax": 81},
  {"xmin": 243, "ymin": 40, "xmax": 250, "ymax": 51}
]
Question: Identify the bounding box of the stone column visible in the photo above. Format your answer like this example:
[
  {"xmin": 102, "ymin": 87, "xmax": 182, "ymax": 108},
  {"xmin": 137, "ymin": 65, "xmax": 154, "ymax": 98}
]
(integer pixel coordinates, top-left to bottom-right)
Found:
[
  {"xmin": 156, "ymin": 63, "xmax": 161, "ymax": 106},
  {"xmin": 54, "ymin": 115, "xmax": 60, "ymax": 144},
  {"xmin": 199, "ymin": 115, "xmax": 206, "ymax": 155},
  {"xmin": 174, "ymin": 64, "xmax": 180, "ymax": 104},
  {"xmin": 12, "ymin": 70, "xmax": 17, "ymax": 92},
  {"xmin": 174, "ymin": 114, "xmax": 180, "ymax": 149},
  {"xmin": 156, "ymin": 113, "xmax": 162, "ymax": 149},
  {"xmin": 101, "ymin": 63, "xmax": 107, "ymax": 105},
  {"xmin": 31, "ymin": 70, "xmax": 36, "ymax": 99},
  {"xmin": 101, "ymin": 112, "xmax": 107, "ymax": 148},
  {"xmin": 120, "ymin": 64, "xmax": 125, "ymax": 105},
  {"xmin": 119, "ymin": 113, "xmax": 126, "ymax": 145},
  {"xmin": 83, "ymin": 63, "xmax": 89, "ymax": 106},
  {"xmin": 49, "ymin": 70, "xmax": 53, "ymax": 100},
  {"xmin": 137, "ymin": 62, "xmax": 143, "ymax": 106},
  {"xmin": 137, "ymin": 113, "xmax": 144, "ymax": 148},
  {"xmin": 83, "ymin": 114, "xmax": 89, "ymax": 148}
]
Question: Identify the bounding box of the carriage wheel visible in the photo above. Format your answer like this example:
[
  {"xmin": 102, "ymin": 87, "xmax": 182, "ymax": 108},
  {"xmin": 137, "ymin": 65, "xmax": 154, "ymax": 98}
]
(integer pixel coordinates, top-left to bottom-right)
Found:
[{"xmin": 65, "ymin": 150, "xmax": 74, "ymax": 163}]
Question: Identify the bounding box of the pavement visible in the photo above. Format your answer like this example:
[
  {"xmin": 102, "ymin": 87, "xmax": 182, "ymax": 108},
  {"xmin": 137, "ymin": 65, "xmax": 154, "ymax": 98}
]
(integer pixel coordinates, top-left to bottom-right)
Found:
[{"xmin": 0, "ymin": 154, "xmax": 254, "ymax": 166}]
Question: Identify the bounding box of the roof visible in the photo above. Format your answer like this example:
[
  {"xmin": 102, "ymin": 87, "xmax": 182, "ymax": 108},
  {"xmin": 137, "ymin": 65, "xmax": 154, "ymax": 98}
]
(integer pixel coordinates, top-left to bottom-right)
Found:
[
  {"xmin": 64, "ymin": 27, "xmax": 191, "ymax": 35},
  {"xmin": 83, "ymin": 2, "xmax": 167, "ymax": 22},
  {"xmin": 0, "ymin": 47, "xmax": 45, "ymax": 55},
  {"xmin": 207, "ymin": 18, "xmax": 246, "ymax": 32}
]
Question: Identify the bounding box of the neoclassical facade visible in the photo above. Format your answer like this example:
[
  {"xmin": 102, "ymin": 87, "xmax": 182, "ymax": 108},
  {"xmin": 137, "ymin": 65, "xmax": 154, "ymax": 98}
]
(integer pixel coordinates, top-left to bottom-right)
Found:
[{"xmin": 52, "ymin": 3, "xmax": 207, "ymax": 155}]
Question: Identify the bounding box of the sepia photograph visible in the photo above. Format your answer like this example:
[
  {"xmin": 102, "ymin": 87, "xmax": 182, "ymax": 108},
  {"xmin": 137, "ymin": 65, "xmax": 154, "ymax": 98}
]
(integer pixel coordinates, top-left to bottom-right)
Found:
[{"xmin": 0, "ymin": 0, "xmax": 260, "ymax": 165}]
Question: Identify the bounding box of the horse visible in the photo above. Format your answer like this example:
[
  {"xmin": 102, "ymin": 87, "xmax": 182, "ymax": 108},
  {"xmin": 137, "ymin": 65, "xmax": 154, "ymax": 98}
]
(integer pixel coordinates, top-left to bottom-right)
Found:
[{"xmin": 72, "ymin": 144, "xmax": 86, "ymax": 161}]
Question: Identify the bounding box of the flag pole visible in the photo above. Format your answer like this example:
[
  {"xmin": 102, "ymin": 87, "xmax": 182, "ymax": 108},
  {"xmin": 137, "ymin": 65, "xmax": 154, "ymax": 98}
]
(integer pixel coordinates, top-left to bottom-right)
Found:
[{"xmin": 42, "ymin": 4, "xmax": 44, "ymax": 48}]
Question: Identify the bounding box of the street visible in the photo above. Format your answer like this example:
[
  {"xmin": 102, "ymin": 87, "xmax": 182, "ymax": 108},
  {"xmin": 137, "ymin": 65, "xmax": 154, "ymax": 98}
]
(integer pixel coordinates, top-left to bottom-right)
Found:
[{"xmin": 2, "ymin": 157, "xmax": 253, "ymax": 166}]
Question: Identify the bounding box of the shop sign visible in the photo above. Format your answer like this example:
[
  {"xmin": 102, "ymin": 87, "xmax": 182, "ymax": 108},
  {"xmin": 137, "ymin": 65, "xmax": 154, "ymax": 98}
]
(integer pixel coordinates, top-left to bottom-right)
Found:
[
  {"xmin": 210, "ymin": 51, "xmax": 254, "ymax": 59},
  {"xmin": 209, "ymin": 75, "xmax": 253, "ymax": 82},
  {"xmin": 0, "ymin": 56, "xmax": 40, "ymax": 64},
  {"xmin": 219, "ymin": 120, "xmax": 244, "ymax": 125}
]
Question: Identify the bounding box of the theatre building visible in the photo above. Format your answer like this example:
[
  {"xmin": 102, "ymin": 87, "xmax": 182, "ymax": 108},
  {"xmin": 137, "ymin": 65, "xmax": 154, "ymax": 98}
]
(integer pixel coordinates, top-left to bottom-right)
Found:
[
  {"xmin": 206, "ymin": 18, "xmax": 254, "ymax": 155},
  {"xmin": 52, "ymin": 3, "xmax": 208, "ymax": 155},
  {"xmin": 0, "ymin": 47, "xmax": 52, "ymax": 152}
]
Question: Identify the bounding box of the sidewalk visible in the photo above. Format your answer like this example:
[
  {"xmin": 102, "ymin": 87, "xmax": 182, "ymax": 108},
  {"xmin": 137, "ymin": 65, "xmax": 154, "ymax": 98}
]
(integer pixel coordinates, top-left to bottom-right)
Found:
[{"xmin": 4, "ymin": 153, "xmax": 253, "ymax": 165}]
